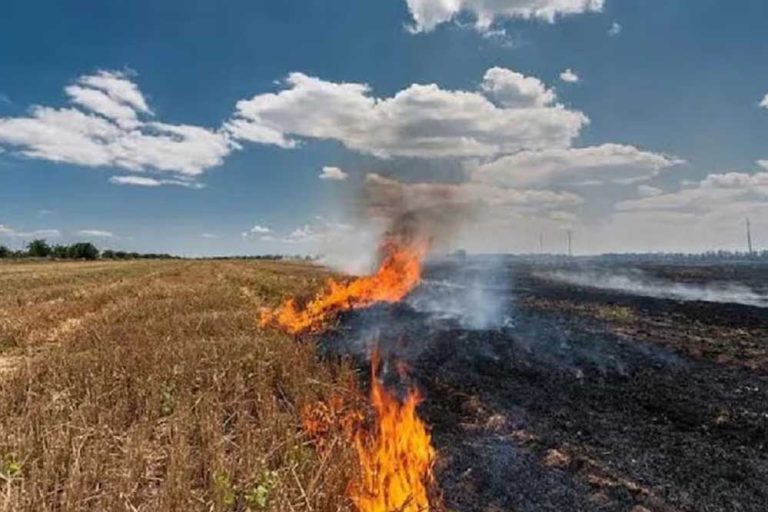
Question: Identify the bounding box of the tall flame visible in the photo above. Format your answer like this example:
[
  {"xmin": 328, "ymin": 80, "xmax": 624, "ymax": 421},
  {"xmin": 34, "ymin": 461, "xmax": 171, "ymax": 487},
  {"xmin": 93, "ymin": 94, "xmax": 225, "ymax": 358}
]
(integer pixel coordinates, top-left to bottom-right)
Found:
[
  {"xmin": 349, "ymin": 353, "xmax": 439, "ymax": 512},
  {"xmin": 260, "ymin": 232, "xmax": 441, "ymax": 511},
  {"xmin": 260, "ymin": 238, "xmax": 429, "ymax": 334}
]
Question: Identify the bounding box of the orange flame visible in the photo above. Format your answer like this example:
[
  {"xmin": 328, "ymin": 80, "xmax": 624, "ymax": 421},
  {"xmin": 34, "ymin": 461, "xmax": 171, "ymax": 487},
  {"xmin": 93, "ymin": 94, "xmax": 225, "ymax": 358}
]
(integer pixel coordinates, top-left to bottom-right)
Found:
[
  {"xmin": 349, "ymin": 353, "xmax": 440, "ymax": 512},
  {"xmin": 260, "ymin": 238, "xmax": 429, "ymax": 334}
]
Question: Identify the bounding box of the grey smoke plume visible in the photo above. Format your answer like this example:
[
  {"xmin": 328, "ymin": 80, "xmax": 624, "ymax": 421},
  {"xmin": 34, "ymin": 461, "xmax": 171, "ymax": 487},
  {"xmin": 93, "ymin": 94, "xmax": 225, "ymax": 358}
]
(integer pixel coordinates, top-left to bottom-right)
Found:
[
  {"xmin": 362, "ymin": 173, "xmax": 477, "ymax": 252},
  {"xmin": 537, "ymin": 268, "xmax": 768, "ymax": 308}
]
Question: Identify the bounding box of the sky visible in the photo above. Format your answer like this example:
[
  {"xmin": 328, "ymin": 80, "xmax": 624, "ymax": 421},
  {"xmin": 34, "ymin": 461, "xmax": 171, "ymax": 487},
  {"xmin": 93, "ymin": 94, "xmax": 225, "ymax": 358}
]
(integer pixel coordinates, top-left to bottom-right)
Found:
[{"xmin": 1, "ymin": 0, "xmax": 768, "ymax": 258}]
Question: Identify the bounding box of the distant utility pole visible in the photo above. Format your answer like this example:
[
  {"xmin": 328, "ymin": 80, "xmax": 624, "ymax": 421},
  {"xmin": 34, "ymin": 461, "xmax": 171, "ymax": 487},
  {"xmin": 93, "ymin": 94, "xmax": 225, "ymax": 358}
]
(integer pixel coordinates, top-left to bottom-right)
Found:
[
  {"xmin": 539, "ymin": 232, "xmax": 544, "ymax": 254},
  {"xmin": 567, "ymin": 230, "xmax": 573, "ymax": 257},
  {"xmin": 746, "ymin": 218, "xmax": 754, "ymax": 255}
]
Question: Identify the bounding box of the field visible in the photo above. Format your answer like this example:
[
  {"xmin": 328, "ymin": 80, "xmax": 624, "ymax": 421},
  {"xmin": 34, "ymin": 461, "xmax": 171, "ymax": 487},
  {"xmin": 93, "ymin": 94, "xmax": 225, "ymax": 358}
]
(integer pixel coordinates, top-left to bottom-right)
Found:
[
  {"xmin": 2, "ymin": 258, "xmax": 768, "ymax": 512},
  {"xmin": 0, "ymin": 259, "xmax": 360, "ymax": 512},
  {"xmin": 328, "ymin": 258, "xmax": 768, "ymax": 511}
]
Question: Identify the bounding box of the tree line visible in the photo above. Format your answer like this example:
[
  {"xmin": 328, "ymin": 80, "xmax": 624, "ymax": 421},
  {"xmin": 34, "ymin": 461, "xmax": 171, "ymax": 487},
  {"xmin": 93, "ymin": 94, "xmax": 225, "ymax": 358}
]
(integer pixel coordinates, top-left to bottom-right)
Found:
[{"xmin": 0, "ymin": 239, "xmax": 176, "ymax": 260}]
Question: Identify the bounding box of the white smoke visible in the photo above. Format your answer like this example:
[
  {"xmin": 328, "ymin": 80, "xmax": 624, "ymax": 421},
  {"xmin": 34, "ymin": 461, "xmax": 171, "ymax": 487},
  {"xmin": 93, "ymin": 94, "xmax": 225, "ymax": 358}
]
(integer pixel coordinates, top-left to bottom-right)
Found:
[
  {"xmin": 406, "ymin": 257, "xmax": 511, "ymax": 329},
  {"xmin": 537, "ymin": 269, "xmax": 768, "ymax": 308}
]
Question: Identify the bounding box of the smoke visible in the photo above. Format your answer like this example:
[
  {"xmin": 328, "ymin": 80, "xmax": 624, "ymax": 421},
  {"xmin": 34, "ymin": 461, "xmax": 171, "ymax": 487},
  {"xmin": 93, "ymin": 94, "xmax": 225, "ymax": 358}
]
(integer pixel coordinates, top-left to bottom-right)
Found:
[
  {"xmin": 319, "ymin": 173, "xmax": 478, "ymax": 274},
  {"xmin": 537, "ymin": 268, "xmax": 768, "ymax": 308},
  {"xmin": 406, "ymin": 257, "xmax": 512, "ymax": 329},
  {"xmin": 363, "ymin": 173, "xmax": 477, "ymax": 252}
]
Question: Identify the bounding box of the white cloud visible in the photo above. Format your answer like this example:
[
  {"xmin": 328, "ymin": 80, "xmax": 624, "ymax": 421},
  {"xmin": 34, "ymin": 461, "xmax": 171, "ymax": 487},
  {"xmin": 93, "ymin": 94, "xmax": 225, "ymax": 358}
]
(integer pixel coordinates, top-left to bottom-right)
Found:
[
  {"xmin": 76, "ymin": 229, "xmax": 115, "ymax": 238},
  {"xmin": 481, "ymin": 67, "xmax": 556, "ymax": 108},
  {"xmin": 758, "ymin": 159, "xmax": 768, "ymax": 170},
  {"xmin": 109, "ymin": 175, "xmax": 205, "ymax": 188},
  {"xmin": 242, "ymin": 224, "xmax": 272, "ymax": 237},
  {"xmin": 0, "ymin": 93, "xmax": 11, "ymax": 105},
  {"xmin": 0, "ymin": 71, "xmax": 234, "ymax": 176},
  {"xmin": 760, "ymin": 94, "xmax": 768, "ymax": 109},
  {"xmin": 404, "ymin": 0, "xmax": 605, "ymax": 33},
  {"xmin": 256, "ymin": 216, "xmax": 355, "ymax": 247},
  {"xmin": 200, "ymin": 233, "xmax": 219, "ymax": 239},
  {"xmin": 319, "ymin": 166, "xmax": 349, "ymax": 180},
  {"xmin": 471, "ymin": 144, "xmax": 683, "ymax": 188},
  {"xmin": 593, "ymin": 170, "xmax": 768, "ymax": 253},
  {"xmin": 0, "ymin": 224, "xmax": 61, "ymax": 238},
  {"xmin": 700, "ymin": 171, "xmax": 768, "ymax": 189},
  {"xmin": 616, "ymin": 171, "xmax": 768, "ymax": 214},
  {"xmin": 559, "ymin": 68, "xmax": 580, "ymax": 83},
  {"xmin": 608, "ymin": 21, "xmax": 622, "ymax": 36},
  {"xmin": 225, "ymin": 70, "xmax": 587, "ymax": 159},
  {"xmin": 637, "ymin": 184, "xmax": 663, "ymax": 197}
]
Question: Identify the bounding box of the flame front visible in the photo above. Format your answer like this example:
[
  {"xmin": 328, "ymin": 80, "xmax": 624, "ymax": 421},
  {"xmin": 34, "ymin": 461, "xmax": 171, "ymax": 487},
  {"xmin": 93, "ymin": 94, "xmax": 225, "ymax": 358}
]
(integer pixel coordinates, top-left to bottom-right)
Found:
[
  {"xmin": 260, "ymin": 238, "xmax": 429, "ymax": 334},
  {"xmin": 260, "ymin": 233, "xmax": 440, "ymax": 511},
  {"xmin": 349, "ymin": 355, "xmax": 438, "ymax": 512}
]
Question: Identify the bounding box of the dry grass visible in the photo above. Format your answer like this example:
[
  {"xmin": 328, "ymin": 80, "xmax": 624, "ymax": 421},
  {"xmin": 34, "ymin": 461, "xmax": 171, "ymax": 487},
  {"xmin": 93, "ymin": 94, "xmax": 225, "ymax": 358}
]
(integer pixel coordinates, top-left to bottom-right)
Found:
[{"xmin": 0, "ymin": 259, "xmax": 362, "ymax": 512}]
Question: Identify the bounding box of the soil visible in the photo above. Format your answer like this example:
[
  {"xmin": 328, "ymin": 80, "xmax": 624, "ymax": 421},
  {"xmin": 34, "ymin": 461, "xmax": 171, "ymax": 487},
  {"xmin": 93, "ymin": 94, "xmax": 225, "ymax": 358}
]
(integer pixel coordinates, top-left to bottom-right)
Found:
[{"xmin": 327, "ymin": 259, "xmax": 768, "ymax": 512}]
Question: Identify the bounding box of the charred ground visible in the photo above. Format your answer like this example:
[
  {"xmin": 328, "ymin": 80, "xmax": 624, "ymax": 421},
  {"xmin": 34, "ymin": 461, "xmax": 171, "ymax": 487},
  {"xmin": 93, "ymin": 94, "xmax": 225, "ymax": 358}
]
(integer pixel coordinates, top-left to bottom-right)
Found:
[{"xmin": 328, "ymin": 258, "xmax": 768, "ymax": 512}]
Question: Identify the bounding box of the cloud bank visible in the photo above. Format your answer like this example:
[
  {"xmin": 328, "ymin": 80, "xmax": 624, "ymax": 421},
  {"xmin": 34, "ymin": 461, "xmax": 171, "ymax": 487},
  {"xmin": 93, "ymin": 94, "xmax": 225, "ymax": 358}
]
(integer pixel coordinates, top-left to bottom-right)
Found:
[
  {"xmin": 0, "ymin": 71, "xmax": 235, "ymax": 178},
  {"xmin": 404, "ymin": 0, "xmax": 605, "ymax": 32},
  {"xmin": 225, "ymin": 69, "xmax": 587, "ymax": 159}
]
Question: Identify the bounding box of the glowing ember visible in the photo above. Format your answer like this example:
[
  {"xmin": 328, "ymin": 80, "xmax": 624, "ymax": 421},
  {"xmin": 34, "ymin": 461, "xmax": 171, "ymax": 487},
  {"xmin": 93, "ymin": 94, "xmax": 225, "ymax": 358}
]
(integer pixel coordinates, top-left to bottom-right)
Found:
[
  {"xmin": 349, "ymin": 353, "xmax": 439, "ymax": 512},
  {"xmin": 260, "ymin": 238, "xmax": 429, "ymax": 334}
]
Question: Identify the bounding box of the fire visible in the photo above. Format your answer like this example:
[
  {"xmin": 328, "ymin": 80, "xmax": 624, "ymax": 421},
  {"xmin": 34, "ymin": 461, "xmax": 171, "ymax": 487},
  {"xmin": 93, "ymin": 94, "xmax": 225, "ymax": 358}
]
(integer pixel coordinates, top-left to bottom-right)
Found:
[
  {"xmin": 260, "ymin": 238, "xmax": 429, "ymax": 334},
  {"xmin": 349, "ymin": 353, "xmax": 439, "ymax": 512},
  {"xmin": 260, "ymin": 231, "xmax": 441, "ymax": 510}
]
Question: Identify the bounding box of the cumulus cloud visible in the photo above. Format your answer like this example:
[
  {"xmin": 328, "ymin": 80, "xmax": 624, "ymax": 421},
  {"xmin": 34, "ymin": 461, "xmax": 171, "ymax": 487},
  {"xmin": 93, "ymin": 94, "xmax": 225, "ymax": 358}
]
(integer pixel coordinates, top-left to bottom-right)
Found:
[
  {"xmin": 241, "ymin": 224, "xmax": 272, "ymax": 237},
  {"xmin": 0, "ymin": 224, "xmax": 61, "ymax": 238},
  {"xmin": 225, "ymin": 70, "xmax": 587, "ymax": 159},
  {"xmin": 637, "ymin": 184, "xmax": 663, "ymax": 197},
  {"xmin": 471, "ymin": 143, "xmax": 682, "ymax": 188},
  {"xmin": 590, "ymin": 169, "xmax": 768, "ymax": 253},
  {"xmin": 760, "ymin": 94, "xmax": 768, "ymax": 109},
  {"xmin": 481, "ymin": 67, "xmax": 556, "ymax": 107},
  {"xmin": 559, "ymin": 68, "xmax": 580, "ymax": 83},
  {"xmin": 0, "ymin": 71, "xmax": 234, "ymax": 176},
  {"xmin": 76, "ymin": 229, "xmax": 115, "ymax": 238},
  {"xmin": 404, "ymin": 0, "xmax": 605, "ymax": 33},
  {"xmin": 616, "ymin": 170, "xmax": 768, "ymax": 216},
  {"xmin": 608, "ymin": 21, "xmax": 622, "ymax": 36},
  {"xmin": 319, "ymin": 166, "xmax": 349, "ymax": 180},
  {"xmin": 109, "ymin": 175, "xmax": 205, "ymax": 189}
]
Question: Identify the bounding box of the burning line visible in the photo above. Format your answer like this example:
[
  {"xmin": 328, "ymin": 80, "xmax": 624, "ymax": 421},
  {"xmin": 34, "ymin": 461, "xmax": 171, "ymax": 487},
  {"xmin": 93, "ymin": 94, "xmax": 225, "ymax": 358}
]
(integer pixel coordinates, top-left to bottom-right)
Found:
[
  {"xmin": 260, "ymin": 238, "xmax": 429, "ymax": 334},
  {"xmin": 262, "ymin": 236, "xmax": 441, "ymax": 511}
]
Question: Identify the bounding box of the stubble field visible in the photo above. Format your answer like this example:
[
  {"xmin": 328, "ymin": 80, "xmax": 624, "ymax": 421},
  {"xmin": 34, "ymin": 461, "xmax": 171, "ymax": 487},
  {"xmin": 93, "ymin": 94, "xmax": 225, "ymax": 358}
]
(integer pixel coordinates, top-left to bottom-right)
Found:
[{"xmin": 0, "ymin": 259, "xmax": 359, "ymax": 512}]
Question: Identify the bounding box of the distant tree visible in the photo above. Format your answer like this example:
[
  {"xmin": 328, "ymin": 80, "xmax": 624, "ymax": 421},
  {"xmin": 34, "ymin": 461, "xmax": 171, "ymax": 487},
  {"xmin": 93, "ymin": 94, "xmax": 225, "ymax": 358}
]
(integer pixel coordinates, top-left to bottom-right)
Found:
[
  {"xmin": 0, "ymin": 245, "xmax": 10, "ymax": 258},
  {"xmin": 102, "ymin": 249, "xmax": 115, "ymax": 259},
  {"xmin": 67, "ymin": 242, "xmax": 99, "ymax": 260},
  {"xmin": 51, "ymin": 244, "xmax": 69, "ymax": 258},
  {"xmin": 26, "ymin": 239, "xmax": 52, "ymax": 258}
]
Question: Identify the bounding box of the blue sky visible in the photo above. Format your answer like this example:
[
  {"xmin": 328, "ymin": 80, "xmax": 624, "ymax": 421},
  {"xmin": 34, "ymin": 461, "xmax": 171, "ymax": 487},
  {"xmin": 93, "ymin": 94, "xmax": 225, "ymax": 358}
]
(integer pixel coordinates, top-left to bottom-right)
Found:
[{"xmin": 2, "ymin": 0, "xmax": 768, "ymax": 256}]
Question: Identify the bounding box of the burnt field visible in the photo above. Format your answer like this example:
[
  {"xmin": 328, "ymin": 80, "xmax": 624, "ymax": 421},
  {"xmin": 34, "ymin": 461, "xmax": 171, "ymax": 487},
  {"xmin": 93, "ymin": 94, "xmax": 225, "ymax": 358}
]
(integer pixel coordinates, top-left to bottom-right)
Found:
[{"xmin": 328, "ymin": 258, "xmax": 768, "ymax": 512}]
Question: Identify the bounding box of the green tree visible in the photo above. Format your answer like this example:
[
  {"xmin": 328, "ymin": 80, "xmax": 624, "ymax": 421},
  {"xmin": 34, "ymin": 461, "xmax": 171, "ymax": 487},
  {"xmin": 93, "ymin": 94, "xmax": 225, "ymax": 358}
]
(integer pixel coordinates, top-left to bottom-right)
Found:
[
  {"xmin": 0, "ymin": 245, "xmax": 10, "ymax": 258},
  {"xmin": 26, "ymin": 239, "xmax": 52, "ymax": 258},
  {"xmin": 67, "ymin": 242, "xmax": 100, "ymax": 260},
  {"xmin": 51, "ymin": 244, "xmax": 69, "ymax": 258}
]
